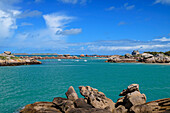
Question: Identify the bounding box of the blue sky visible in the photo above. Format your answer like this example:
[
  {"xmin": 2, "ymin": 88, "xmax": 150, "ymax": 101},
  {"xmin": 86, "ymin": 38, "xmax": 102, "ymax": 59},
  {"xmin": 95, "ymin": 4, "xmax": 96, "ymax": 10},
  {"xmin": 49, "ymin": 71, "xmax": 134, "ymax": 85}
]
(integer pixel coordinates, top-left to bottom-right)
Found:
[{"xmin": 0, "ymin": 0, "xmax": 170, "ymax": 54}]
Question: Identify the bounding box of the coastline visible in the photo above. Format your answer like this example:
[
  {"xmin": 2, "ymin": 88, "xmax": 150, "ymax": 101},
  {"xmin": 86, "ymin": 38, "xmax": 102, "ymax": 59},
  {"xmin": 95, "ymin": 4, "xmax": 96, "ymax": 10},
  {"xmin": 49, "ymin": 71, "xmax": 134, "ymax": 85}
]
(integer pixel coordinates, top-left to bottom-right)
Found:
[{"xmin": 20, "ymin": 84, "xmax": 170, "ymax": 113}]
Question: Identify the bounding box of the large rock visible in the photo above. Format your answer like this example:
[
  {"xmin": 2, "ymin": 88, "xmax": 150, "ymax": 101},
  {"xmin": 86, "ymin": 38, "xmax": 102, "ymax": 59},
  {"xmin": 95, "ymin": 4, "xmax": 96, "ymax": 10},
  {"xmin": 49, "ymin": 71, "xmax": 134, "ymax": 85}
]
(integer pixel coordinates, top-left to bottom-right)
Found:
[
  {"xmin": 65, "ymin": 86, "xmax": 78, "ymax": 101},
  {"xmin": 80, "ymin": 54, "xmax": 85, "ymax": 57},
  {"xmin": 4, "ymin": 51, "xmax": 11, "ymax": 55},
  {"xmin": 67, "ymin": 108, "xmax": 112, "ymax": 113},
  {"xmin": 125, "ymin": 53, "xmax": 132, "ymax": 58},
  {"xmin": 124, "ymin": 91, "xmax": 146, "ymax": 109},
  {"xmin": 144, "ymin": 57, "xmax": 156, "ymax": 63},
  {"xmin": 141, "ymin": 53, "xmax": 153, "ymax": 59},
  {"xmin": 20, "ymin": 102, "xmax": 62, "ymax": 113},
  {"xmin": 130, "ymin": 102, "xmax": 159, "ymax": 113},
  {"xmin": 130, "ymin": 98, "xmax": 170, "ymax": 113},
  {"xmin": 154, "ymin": 54, "xmax": 170, "ymax": 63},
  {"xmin": 107, "ymin": 56, "xmax": 136, "ymax": 63},
  {"xmin": 79, "ymin": 86, "xmax": 115, "ymax": 112},
  {"xmin": 115, "ymin": 105, "xmax": 128, "ymax": 113},
  {"xmin": 132, "ymin": 50, "xmax": 140, "ymax": 56},
  {"xmin": 74, "ymin": 98, "xmax": 92, "ymax": 108},
  {"xmin": 119, "ymin": 84, "xmax": 140, "ymax": 96},
  {"xmin": 52, "ymin": 97, "xmax": 74, "ymax": 112},
  {"xmin": 115, "ymin": 97, "xmax": 125, "ymax": 107}
]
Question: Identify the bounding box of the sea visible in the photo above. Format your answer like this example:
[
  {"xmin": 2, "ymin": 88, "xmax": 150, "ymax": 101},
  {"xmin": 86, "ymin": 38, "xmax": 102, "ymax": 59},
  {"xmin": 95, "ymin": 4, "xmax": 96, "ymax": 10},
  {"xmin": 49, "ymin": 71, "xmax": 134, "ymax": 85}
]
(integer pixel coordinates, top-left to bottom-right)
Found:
[{"xmin": 0, "ymin": 57, "xmax": 170, "ymax": 113}]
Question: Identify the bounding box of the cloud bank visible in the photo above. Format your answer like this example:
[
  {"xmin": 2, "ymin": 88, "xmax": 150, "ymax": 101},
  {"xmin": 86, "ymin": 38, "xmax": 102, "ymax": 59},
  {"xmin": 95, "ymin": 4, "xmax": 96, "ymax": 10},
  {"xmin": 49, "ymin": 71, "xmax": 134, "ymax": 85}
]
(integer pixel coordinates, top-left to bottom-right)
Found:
[{"xmin": 154, "ymin": 0, "xmax": 170, "ymax": 5}]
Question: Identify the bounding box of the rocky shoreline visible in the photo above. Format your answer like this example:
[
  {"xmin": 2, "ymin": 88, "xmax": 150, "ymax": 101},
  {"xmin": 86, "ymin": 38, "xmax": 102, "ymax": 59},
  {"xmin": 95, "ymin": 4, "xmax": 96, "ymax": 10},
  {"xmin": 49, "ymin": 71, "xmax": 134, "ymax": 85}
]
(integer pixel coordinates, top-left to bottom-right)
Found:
[
  {"xmin": 0, "ymin": 51, "xmax": 41, "ymax": 66},
  {"xmin": 19, "ymin": 54, "xmax": 112, "ymax": 60},
  {"xmin": 106, "ymin": 50, "xmax": 170, "ymax": 64},
  {"xmin": 20, "ymin": 84, "xmax": 170, "ymax": 113},
  {"xmin": 19, "ymin": 55, "xmax": 81, "ymax": 60}
]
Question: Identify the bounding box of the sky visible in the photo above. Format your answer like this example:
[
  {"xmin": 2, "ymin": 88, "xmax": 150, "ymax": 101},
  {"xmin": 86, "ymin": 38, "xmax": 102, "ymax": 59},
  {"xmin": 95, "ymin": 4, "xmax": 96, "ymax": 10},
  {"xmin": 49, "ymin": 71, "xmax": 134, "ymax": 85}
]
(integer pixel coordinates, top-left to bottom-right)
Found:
[{"xmin": 0, "ymin": 0, "xmax": 170, "ymax": 55}]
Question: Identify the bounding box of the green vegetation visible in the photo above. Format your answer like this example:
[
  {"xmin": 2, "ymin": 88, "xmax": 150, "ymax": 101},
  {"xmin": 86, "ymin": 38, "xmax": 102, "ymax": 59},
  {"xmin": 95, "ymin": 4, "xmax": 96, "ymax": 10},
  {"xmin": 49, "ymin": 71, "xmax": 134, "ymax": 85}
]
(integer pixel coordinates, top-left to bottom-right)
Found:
[
  {"xmin": 0, "ymin": 56, "xmax": 20, "ymax": 60},
  {"xmin": 165, "ymin": 51, "xmax": 170, "ymax": 56},
  {"xmin": 11, "ymin": 57, "xmax": 20, "ymax": 60},
  {"xmin": 144, "ymin": 51, "xmax": 170, "ymax": 56},
  {"xmin": 0, "ymin": 56, "xmax": 7, "ymax": 60}
]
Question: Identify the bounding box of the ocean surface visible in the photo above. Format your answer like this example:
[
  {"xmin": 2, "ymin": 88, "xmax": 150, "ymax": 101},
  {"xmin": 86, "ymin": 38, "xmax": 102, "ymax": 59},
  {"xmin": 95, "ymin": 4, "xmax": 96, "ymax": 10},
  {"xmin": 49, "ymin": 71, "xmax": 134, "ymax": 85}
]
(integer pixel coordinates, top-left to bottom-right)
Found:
[{"xmin": 0, "ymin": 58, "xmax": 170, "ymax": 113}]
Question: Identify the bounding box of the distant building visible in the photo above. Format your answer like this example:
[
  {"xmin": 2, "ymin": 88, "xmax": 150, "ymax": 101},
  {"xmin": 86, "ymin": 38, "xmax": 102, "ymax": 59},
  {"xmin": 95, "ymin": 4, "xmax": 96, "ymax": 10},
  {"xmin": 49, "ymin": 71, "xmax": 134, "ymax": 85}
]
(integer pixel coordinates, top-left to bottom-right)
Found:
[{"xmin": 132, "ymin": 50, "xmax": 140, "ymax": 56}]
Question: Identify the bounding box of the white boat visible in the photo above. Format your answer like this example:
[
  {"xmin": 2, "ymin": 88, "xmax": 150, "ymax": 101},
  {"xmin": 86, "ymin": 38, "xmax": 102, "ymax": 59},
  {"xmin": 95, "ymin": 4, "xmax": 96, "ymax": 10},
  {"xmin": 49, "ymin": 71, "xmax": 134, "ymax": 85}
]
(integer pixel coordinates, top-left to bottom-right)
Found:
[
  {"xmin": 84, "ymin": 60, "xmax": 87, "ymax": 62},
  {"xmin": 58, "ymin": 59, "xmax": 61, "ymax": 61}
]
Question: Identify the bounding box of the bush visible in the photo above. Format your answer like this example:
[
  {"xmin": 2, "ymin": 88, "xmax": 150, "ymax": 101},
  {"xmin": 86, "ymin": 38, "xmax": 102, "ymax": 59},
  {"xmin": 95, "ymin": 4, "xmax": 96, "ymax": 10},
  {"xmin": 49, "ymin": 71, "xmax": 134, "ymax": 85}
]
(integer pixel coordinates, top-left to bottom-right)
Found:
[
  {"xmin": 165, "ymin": 51, "xmax": 170, "ymax": 56},
  {"xmin": 144, "ymin": 51, "xmax": 164, "ymax": 56},
  {"xmin": 0, "ymin": 56, "xmax": 7, "ymax": 60},
  {"xmin": 11, "ymin": 57, "xmax": 20, "ymax": 60}
]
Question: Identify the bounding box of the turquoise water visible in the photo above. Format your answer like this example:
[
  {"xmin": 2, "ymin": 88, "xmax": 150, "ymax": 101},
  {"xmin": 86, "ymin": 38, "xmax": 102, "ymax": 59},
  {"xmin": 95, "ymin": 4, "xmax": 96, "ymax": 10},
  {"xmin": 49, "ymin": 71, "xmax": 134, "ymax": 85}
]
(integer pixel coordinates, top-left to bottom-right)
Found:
[{"xmin": 0, "ymin": 58, "xmax": 170, "ymax": 113}]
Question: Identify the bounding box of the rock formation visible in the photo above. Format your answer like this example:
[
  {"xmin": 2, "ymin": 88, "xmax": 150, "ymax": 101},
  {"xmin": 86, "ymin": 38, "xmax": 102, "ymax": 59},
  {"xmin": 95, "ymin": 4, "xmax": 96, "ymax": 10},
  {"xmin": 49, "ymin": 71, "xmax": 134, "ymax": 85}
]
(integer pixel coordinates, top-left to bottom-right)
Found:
[
  {"xmin": 65, "ymin": 86, "xmax": 79, "ymax": 101},
  {"xmin": 20, "ymin": 84, "xmax": 170, "ymax": 113},
  {"xmin": 132, "ymin": 50, "xmax": 140, "ymax": 56},
  {"xmin": 79, "ymin": 86, "xmax": 115, "ymax": 112},
  {"xmin": 107, "ymin": 56, "xmax": 137, "ymax": 63},
  {"xmin": 107, "ymin": 51, "xmax": 170, "ymax": 64},
  {"xmin": 139, "ymin": 53, "xmax": 170, "ymax": 63},
  {"xmin": 0, "ymin": 51, "xmax": 41, "ymax": 66},
  {"xmin": 80, "ymin": 54, "xmax": 85, "ymax": 57}
]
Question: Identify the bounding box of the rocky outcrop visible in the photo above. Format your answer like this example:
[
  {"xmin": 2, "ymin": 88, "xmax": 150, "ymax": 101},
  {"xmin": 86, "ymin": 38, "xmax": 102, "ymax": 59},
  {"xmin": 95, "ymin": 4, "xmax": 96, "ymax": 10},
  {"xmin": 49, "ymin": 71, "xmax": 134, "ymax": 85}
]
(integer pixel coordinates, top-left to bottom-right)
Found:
[
  {"xmin": 116, "ymin": 84, "xmax": 146, "ymax": 112},
  {"xmin": 53, "ymin": 97, "xmax": 75, "ymax": 112},
  {"xmin": 20, "ymin": 85, "xmax": 170, "ymax": 113},
  {"xmin": 107, "ymin": 51, "xmax": 170, "ymax": 64},
  {"xmin": 139, "ymin": 53, "xmax": 170, "ymax": 63},
  {"xmin": 130, "ymin": 98, "xmax": 170, "ymax": 113},
  {"xmin": 80, "ymin": 54, "xmax": 85, "ymax": 57},
  {"xmin": 68, "ymin": 108, "xmax": 112, "ymax": 113},
  {"xmin": 125, "ymin": 53, "xmax": 133, "ymax": 58},
  {"xmin": 65, "ymin": 86, "xmax": 78, "ymax": 101},
  {"xmin": 0, "ymin": 51, "xmax": 41, "ymax": 66},
  {"xmin": 79, "ymin": 86, "xmax": 115, "ymax": 112},
  {"xmin": 107, "ymin": 56, "xmax": 137, "ymax": 63},
  {"xmin": 132, "ymin": 50, "xmax": 140, "ymax": 56},
  {"xmin": 20, "ymin": 102, "xmax": 62, "ymax": 113},
  {"xmin": 20, "ymin": 55, "xmax": 81, "ymax": 60},
  {"xmin": 119, "ymin": 84, "xmax": 140, "ymax": 96},
  {"xmin": 74, "ymin": 98, "xmax": 92, "ymax": 108},
  {"xmin": 4, "ymin": 51, "xmax": 11, "ymax": 55}
]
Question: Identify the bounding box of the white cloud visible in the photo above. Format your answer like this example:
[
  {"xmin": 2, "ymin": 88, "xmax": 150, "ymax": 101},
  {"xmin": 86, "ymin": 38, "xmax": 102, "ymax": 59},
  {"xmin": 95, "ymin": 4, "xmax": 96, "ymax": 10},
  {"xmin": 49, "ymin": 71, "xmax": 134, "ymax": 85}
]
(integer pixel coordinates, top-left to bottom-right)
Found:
[
  {"xmin": 154, "ymin": 0, "xmax": 170, "ymax": 5},
  {"xmin": 106, "ymin": 6, "xmax": 115, "ymax": 11},
  {"xmin": 17, "ymin": 10, "xmax": 42, "ymax": 18},
  {"xmin": 0, "ymin": 9, "xmax": 21, "ymax": 38},
  {"xmin": 43, "ymin": 13, "xmax": 74, "ymax": 33},
  {"xmin": 59, "ymin": 0, "xmax": 78, "ymax": 4},
  {"xmin": 35, "ymin": 0, "xmax": 42, "ymax": 3},
  {"xmin": 0, "ymin": 0, "xmax": 22, "ymax": 11},
  {"xmin": 118, "ymin": 21, "xmax": 126, "ymax": 26},
  {"xmin": 124, "ymin": 3, "xmax": 135, "ymax": 10},
  {"xmin": 153, "ymin": 37, "xmax": 170, "ymax": 41},
  {"xmin": 58, "ymin": 0, "xmax": 89, "ymax": 4},
  {"xmin": 87, "ymin": 44, "xmax": 170, "ymax": 51},
  {"xmin": 106, "ymin": 3, "xmax": 135, "ymax": 11},
  {"xmin": 0, "ymin": 0, "xmax": 22, "ymax": 38},
  {"xmin": 43, "ymin": 13, "xmax": 82, "ymax": 37},
  {"xmin": 20, "ymin": 22, "xmax": 33, "ymax": 26},
  {"xmin": 62, "ymin": 28, "xmax": 82, "ymax": 35}
]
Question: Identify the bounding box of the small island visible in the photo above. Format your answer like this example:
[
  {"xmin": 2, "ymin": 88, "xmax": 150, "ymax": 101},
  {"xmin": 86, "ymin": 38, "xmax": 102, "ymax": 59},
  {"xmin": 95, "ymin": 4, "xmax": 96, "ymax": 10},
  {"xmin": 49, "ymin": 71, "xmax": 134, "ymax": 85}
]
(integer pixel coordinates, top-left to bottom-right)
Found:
[
  {"xmin": 20, "ymin": 84, "xmax": 170, "ymax": 113},
  {"xmin": 0, "ymin": 51, "xmax": 41, "ymax": 66}
]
